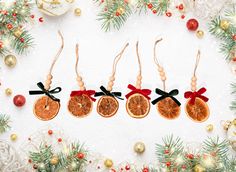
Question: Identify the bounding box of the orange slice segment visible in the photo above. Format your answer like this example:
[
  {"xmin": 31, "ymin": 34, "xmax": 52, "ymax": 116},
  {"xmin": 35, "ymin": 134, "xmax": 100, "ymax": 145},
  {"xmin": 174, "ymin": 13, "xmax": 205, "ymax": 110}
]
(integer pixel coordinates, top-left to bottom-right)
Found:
[
  {"xmin": 33, "ymin": 96, "xmax": 60, "ymax": 121},
  {"xmin": 97, "ymin": 96, "xmax": 119, "ymax": 118},
  {"xmin": 68, "ymin": 94, "xmax": 93, "ymax": 118},
  {"xmin": 157, "ymin": 97, "xmax": 180, "ymax": 120},
  {"xmin": 126, "ymin": 93, "xmax": 150, "ymax": 118},
  {"xmin": 185, "ymin": 97, "xmax": 210, "ymax": 122}
]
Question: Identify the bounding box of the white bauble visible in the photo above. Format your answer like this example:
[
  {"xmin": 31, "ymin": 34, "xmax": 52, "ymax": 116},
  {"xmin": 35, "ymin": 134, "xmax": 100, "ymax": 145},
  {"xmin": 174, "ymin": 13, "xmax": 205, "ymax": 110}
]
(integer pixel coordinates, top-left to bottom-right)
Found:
[{"xmin": 36, "ymin": 0, "xmax": 74, "ymax": 16}]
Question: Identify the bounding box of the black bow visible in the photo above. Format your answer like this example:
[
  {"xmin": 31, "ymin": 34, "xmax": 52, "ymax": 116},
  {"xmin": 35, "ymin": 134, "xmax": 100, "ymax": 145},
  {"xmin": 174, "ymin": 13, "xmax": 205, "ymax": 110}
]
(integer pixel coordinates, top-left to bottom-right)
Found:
[
  {"xmin": 151, "ymin": 88, "xmax": 181, "ymax": 106},
  {"xmin": 29, "ymin": 82, "xmax": 62, "ymax": 102},
  {"xmin": 95, "ymin": 86, "xmax": 123, "ymax": 100}
]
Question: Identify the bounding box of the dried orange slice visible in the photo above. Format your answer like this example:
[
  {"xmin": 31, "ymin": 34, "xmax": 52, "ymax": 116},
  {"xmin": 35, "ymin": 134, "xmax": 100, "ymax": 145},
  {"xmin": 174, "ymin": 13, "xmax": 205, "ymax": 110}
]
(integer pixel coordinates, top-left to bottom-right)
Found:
[
  {"xmin": 157, "ymin": 97, "xmax": 180, "ymax": 120},
  {"xmin": 97, "ymin": 96, "xmax": 119, "ymax": 117},
  {"xmin": 126, "ymin": 93, "xmax": 150, "ymax": 118},
  {"xmin": 33, "ymin": 96, "xmax": 60, "ymax": 121},
  {"xmin": 68, "ymin": 94, "xmax": 93, "ymax": 118},
  {"xmin": 185, "ymin": 97, "xmax": 210, "ymax": 122}
]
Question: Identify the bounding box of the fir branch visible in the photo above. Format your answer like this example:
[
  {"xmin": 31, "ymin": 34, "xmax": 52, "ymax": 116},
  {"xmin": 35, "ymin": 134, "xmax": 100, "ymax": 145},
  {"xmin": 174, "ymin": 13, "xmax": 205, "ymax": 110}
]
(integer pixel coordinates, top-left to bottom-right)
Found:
[{"xmin": 0, "ymin": 114, "xmax": 10, "ymax": 134}]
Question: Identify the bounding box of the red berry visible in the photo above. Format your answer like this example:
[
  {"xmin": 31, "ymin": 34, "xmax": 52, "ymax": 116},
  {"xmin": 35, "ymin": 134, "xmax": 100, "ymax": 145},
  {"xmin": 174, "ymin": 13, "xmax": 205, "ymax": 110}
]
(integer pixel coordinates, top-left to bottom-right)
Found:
[
  {"xmin": 39, "ymin": 17, "xmax": 44, "ymax": 22},
  {"xmin": 58, "ymin": 138, "xmax": 62, "ymax": 142},
  {"xmin": 101, "ymin": 0, "xmax": 104, "ymax": 2},
  {"xmin": 115, "ymin": 11, "xmax": 120, "ymax": 16},
  {"xmin": 77, "ymin": 152, "xmax": 85, "ymax": 159},
  {"xmin": 28, "ymin": 159, "xmax": 32, "ymax": 163},
  {"xmin": 12, "ymin": 13, "xmax": 17, "ymax": 16},
  {"xmin": 48, "ymin": 130, "xmax": 53, "ymax": 135},
  {"xmin": 232, "ymin": 34, "xmax": 236, "ymax": 41},
  {"xmin": 13, "ymin": 95, "xmax": 26, "ymax": 107},
  {"xmin": 186, "ymin": 18, "xmax": 199, "ymax": 31},
  {"xmin": 6, "ymin": 23, "xmax": 13, "ymax": 29},
  {"xmin": 30, "ymin": 14, "xmax": 35, "ymax": 18},
  {"xmin": 166, "ymin": 12, "xmax": 172, "ymax": 17},
  {"xmin": 166, "ymin": 162, "xmax": 171, "ymax": 167},
  {"xmin": 182, "ymin": 165, "xmax": 186, "ymax": 169},
  {"xmin": 147, "ymin": 3, "xmax": 153, "ymax": 9},
  {"xmin": 152, "ymin": 9, "xmax": 157, "ymax": 14},
  {"xmin": 178, "ymin": 4, "xmax": 184, "ymax": 10},
  {"xmin": 20, "ymin": 38, "xmax": 24, "ymax": 43},
  {"xmin": 164, "ymin": 150, "xmax": 169, "ymax": 154},
  {"xmin": 187, "ymin": 154, "xmax": 194, "ymax": 159},
  {"xmin": 110, "ymin": 169, "xmax": 116, "ymax": 172},
  {"xmin": 0, "ymin": 41, "xmax": 3, "ymax": 49},
  {"xmin": 232, "ymin": 57, "xmax": 236, "ymax": 62},
  {"xmin": 142, "ymin": 167, "xmax": 149, "ymax": 172},
  {"xmin": 125, "ymin": 165, "xmax": 130, "ymax": 170},
  {"xmin": 181, "ymin": 14, "xmax": 185, "ymax": 19}
]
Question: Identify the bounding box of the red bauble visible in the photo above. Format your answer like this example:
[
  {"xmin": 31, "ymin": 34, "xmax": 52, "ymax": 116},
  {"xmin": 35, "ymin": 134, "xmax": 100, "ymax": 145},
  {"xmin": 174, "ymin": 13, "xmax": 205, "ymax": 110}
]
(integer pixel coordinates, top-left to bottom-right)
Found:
[
  {"xmin": 20, "ymin": 38, "xmax": 24, "ymax": 43},
  {"xmin": 147, "ymin": 3, "xmax": 153, "ymax": 9},
  {"xmin": 39, "ymin": 17, "xmax": 44, "ymax": 22},
  {"xmin": 187, "ymin": 154, "xmax": 194, "ymax": 159},
  {"xmin": 58, "ymin": 138, "xmax": 62, "ymax": 142},
  {"xmin": 77, "ymin": 152, "xmax": 85, "ymax": 159},
  {"xmin": 166, "ymin": 12, "xmax": 172, "ymax": 17},
  {"xmin": 152, "ymin": 9, "xmax": 157, "ymax": 14},
  {"xmin": 166, "ymin": 162, "xmax": 171, "ymax": 167},
  {"xmin": 7, "ymin": 23, "xmax": 13, "ymax": 29},
  {"xmin": 125, "ymin": 165, "xmax": 131, "ymax": 170},
  {"xmin": 232, "ymin": 34, "xmax": 236, "ymax": 41},
  {"xmin": 13, "ymin": 95, "xmax": 26, "ymax": 107},
  {"xmin": 48, "ymin": 130, "xmax": 53, "ymax": 135},
  {"xmin": 142, "ymin": 167, "xmax": 149, "ymax": 172},
  {"xmin": 115, "ymin": 11, "xmax": 120, "ymax": 16},
  {"xmin": 186, "ymin": 18, "xmax": 199, "ymax": 31}
]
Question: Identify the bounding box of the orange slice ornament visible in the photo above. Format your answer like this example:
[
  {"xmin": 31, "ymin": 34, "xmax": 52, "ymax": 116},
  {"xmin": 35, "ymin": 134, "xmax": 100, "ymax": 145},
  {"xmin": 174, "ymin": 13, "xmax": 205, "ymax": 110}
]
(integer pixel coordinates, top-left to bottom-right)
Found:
[
  {"xmin": 184, "ymin": 50, "xmax": 210, "ymax": 122},
  {"xmin": 68, "ymin": 44, "xmax": 96, "ymax": 118},
  {"xmin": 95, "ymin": 43, "xmax": 129, "ymax": 118},
  {"xmin": 151, "ymin": 39, "xmax": 181, "ymax": 120},
  {"xmin": 29, "ymin": 31, "xmax": 64, "ymax": 121},
  {"xmin": 125, "ymin": 42, "xmax": 151, "ymax": 119}
]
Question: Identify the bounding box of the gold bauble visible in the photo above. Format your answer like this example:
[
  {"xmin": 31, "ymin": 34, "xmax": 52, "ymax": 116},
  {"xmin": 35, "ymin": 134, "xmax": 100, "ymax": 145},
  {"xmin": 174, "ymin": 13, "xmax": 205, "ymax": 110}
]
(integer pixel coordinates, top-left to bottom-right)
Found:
[
  {"xmin": 13, "ymin": 28, "xmax": 23, "ymax": 38},
  {"xmin": 4, "ymin": 55, "xmax": 17, "ymax": 68},
  {"xmin": 5, "ymin": 88, "xmax": 12, "ymax": 96},
  {"xmin": 104, "ymin": 159, "xmax": 113, "ymax": 168},
  {"xmin": 194, "ymin": 164, "xmax": 206, "ymax": 172},
  {"xmin": 134, "ymin": 142, "xmax": 145, "ymax": 154},
  {"xmin": 206, "ymin": 124, "xmax": 214, "ymax": 132},
  {"xmin": 196, "ymin": 30, "xmax": 204, "ymax": 39},
  {"xmin": 233, "ymin": 118, "xmax": 236, "ymax": 126},
  {"xmin": 50, "ymin": 156, "xmax": 59, "ymax": 165},
  {"xmin": 220, "ymin": 20, "xmax": 230, "ymax": 30},
  {"xmin": 118, "ymin": 7, "xmax": 125, "ymax": 15},
  {"xmin": 74, "ymin": 8, "xmax": 81, "ymax": 16},
  {"xmin": 10, "ymin": 134, "xmax": 18, "ymax": 141}
]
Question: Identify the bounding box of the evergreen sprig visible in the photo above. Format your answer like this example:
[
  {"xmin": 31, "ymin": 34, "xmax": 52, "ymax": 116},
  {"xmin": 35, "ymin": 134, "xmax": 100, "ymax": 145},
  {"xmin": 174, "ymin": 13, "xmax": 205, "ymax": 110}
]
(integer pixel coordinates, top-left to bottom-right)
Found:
[
  {"xmin": 136, "ymin": 0, "xmax": 170, "ymax": 15},
  {"xmin": 230, "ymin": 83, "xmax": 236, "ymax": 112},
  {"xmin": 0, "ymin": 0, "xmax": 33, "ymax": 56},
  {"xmin": 0, "ymin": 114, "xmax": 10, "ymax": 134}
]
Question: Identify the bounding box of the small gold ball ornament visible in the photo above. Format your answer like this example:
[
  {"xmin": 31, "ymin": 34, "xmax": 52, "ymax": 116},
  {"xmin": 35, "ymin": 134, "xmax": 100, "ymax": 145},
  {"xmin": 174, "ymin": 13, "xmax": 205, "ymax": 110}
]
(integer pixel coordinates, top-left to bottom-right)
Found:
[
  {"xmin": 220, "ymin": 20, "xmax": 230, "ymax": 30},
  {"xmin": 50, "ymin": 156, "xmax": 59, "ymax": 165},
  {"xmin": 104, "ymin": 159, "xmax": 113, "ymax": 168},
  {"xmin": 196, "ymin": 30, "xmax": 204, "ymax": 39},
  {"xmin": 10, "ymin": 134, "xmax": 18, "ymax": 141},
  {"xmin": 5, "ymin": 88, "xmax": 12, "ymax": 96},
  {"xmin": 134, "ymin": 142, "xmax": 145, "ymax": 154},
  {"xmin": 4, "ymin": 55, "xmax": 17, "ymax": 68},
  {"xmin": 118, "ymin": 7, "xmax": 125, "ymax": 15},
  {"xmin": 13, "ymin": 28, "xmax": 23, "ymax": 38},
  {"xmin": 74, "ymin": 8, "xmax": 81, "ymax": 16},
  {"xmin": 194, "ymin": 164, "xmax": 206, "ymax": 172},
  {"xmin": 206, "ymin": 124, "xmax": 214, "ymax": 132}
]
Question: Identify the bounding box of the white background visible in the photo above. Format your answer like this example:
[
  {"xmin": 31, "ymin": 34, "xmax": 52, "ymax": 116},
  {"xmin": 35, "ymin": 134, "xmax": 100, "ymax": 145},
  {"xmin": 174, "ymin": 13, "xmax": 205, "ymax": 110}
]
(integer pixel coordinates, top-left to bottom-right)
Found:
[{"xmin": 0, "ymin": 0, "xmax": 235, "ymax": 165}]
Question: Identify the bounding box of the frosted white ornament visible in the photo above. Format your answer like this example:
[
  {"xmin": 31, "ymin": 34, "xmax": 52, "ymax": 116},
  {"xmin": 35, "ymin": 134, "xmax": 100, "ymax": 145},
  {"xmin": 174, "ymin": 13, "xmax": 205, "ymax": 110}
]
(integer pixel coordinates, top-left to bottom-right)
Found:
[{"xmin": 36, "ymin": 0, "xmax": 74, "ymax": 16}]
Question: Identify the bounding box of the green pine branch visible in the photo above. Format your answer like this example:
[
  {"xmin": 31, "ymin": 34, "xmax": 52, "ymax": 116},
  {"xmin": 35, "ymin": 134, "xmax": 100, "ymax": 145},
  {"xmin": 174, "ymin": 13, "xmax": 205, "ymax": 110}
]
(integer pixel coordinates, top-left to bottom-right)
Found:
[
  {"xmin": 0, "ymin": 114, "xmax": 10, "ymax": 134},
  {"xmin": 230, "ymin": 83, "xmax": 236, "ymax": 112},
  {"xmin": 136, "ymin": 0, "xmax": 170, "ymax": 15}
]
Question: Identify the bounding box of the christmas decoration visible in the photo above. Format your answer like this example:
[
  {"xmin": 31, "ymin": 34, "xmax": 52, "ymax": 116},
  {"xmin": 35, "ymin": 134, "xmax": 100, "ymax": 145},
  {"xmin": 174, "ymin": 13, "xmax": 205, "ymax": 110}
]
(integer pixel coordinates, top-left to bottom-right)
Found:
[
  {"xmin": 68, "ymin": 44, "xmax": 96, "ymax": 118},
  {"xmin": 206, "ymin": 124, "xmax": 214, "ymax": 132},
  {"xmin": 10, "ymin": 133, "xmax": 18, "ymax": 141},
  {"xmin": 209, "ymin": 5, "xmax": 236, "ymax": 61},
  {"xmin": 36, "ymin": 0, "xmax": 74, "ymax": 16},
  {"xmin": 134, "ymin": 142, "xmax": 145, "ymax": 154},
  {"xmin": 13, "ymin": 94, "xmax": 26, "ymax": 107},
  {"xmin": 0, "ymin": 0, "xmax": 34, "ymax": 56},
  {"xmin": 29, "ymin": 31, "xmax": 64, "ymax": 121},
  {"xmin": 74, "ymin": 8, "xmax": 81, "ymax": 16},
  {"xmin": 186, "ymin": 18, "xmax": 199, "ymax": 31},
  {"xmin": 126, "ymin": 42, "xmax": 151, "ymax": 118},
  {"xmin": 152, "ymin": 38, "xmax": 181, "ymax": 120},
  {"xmin": 222, "ymin": 118, "xmax": 236, "ymax": 151},
  {"xmin": 4, "ymin": 54, "xmax": 17, "ymax": 68},
  {"xmin": 0, "ymin": 114, "xmax": 10, "ymax": 134},
  {"xmin": 196, "ymin": 30, "xmax": 204, "ymax": 39},
  {"xmin": 184, "ymin": 50, "xmax": 210, "ymax": 122},
  {"xmin": 5, "ymin": 88, "xmax": 12, "ymax": 96},
  {"xmin": 95, "ymin": 43, "xmax": 129, "ymax": 117},
  {"xmin": 104, "ymin": 159, "xmax": 113, "ymax": 168}
]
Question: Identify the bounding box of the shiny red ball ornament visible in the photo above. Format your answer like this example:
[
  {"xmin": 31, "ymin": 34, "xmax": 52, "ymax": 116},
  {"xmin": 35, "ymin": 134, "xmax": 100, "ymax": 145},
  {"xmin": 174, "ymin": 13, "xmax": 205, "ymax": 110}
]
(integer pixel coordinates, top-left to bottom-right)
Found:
[
  {"xmin": 20, "ymin": 38, "xmax": 24, "ymax": 43},
  {"xmin": 7, "ymin": 23, "xmax": 13, "ymax": 29},
  {"xmin": 187, "ymin": 154, "xmax": 194, "ymax": 159},
  {"xmin": 232, "ymin": 34, "xmax": 236, "ymax": 41},
  {"xmin": 115, "ymin": 11, "xmax": 120, "ymax": 16},
  {"xmin": 125, "ymin": 165, "xmax": 131, "ymax": 170},
  {"xmin": 77, "ymin": 152, "xmax": 85, "ymax": 159},
  {"xmin": 166, "ymin": 162, "xmax": 171, "ymax": 167},
  {"xmin": 58, "ymin": 138, "xmax": 62, "ymax": 142},
  {"xmin": 152, "ymin": 9, "xmax": 157, "ymax": 14},
  {"xmin": 186, "ymin": 18, "xmax": 199, "ymax": 31},
  {"xmin": 166, "ymin": 12, "xmax": 172, "ymax": 17},
  {"xmin": 13, "ymin": 95, "xmax": 26, "ymax": 107},
  {"xmin": 39, "ymin": 17, "xmax": 44, "ymax": 22},
  {"xmin": 147, "ymin": 3, "xmax": 153, "ymax": 9},
  {"xmin": 48, "ymin": 130, "xmax": 53, "ymax": 135}
]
